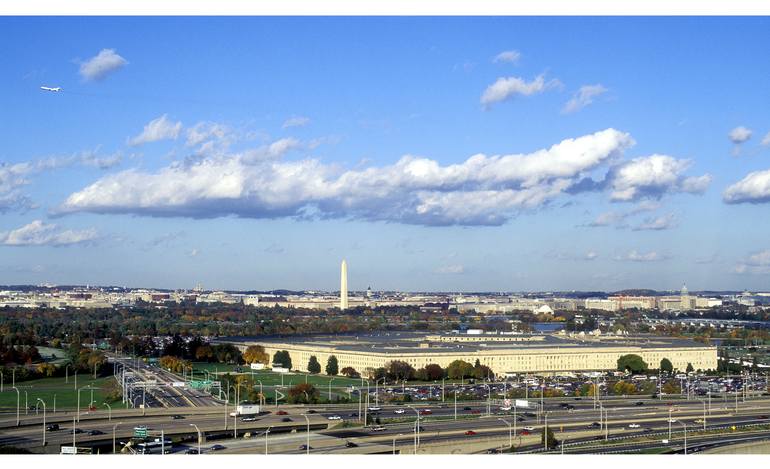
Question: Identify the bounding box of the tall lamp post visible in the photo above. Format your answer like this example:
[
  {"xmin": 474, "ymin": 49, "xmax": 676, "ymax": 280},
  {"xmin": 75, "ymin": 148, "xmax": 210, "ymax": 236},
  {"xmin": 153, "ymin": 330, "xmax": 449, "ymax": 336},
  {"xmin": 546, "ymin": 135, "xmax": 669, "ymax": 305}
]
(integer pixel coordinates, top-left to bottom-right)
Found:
[
  {"xmin": 36, "ymin": 398, "xmax": 46, "ymax": 447},
  {"xmin": 112, "ymin": 422, "xmax": 121, "ymax": 454},
  {"xmin": 103, "ymin": 402, "xmax": 112, "ymax": 421},
  {"xmin": 263, "ymin": 426, "xmax": 272, "ymax": 455},
  {"xmin": 498, "ymin": 418, "xmax": 512, "ymax": 449},
  {"xmin": 674, "ymin": 420, "xmax": 687, "ymax": 454},
  {"xmin": 77, "ymin": 385, "xmax": 92, "ymax": 422},
  {"xmin": 301, "ymin": 414, "xmax": 311, "ymax": 454},
  {"xmin": 697, "ymin": 399, "xmax": 706, "ymax": 431},
  {"xmin": 11, "ymin": 386, "xmax": 20, "ymax": 426},
  {"xmin": 189, "ymin": 424, "xmax": 201, "ymax": 455},
  {"xmin": 406, "ymin": 405, "xmax": 420, "ymax": 453}
]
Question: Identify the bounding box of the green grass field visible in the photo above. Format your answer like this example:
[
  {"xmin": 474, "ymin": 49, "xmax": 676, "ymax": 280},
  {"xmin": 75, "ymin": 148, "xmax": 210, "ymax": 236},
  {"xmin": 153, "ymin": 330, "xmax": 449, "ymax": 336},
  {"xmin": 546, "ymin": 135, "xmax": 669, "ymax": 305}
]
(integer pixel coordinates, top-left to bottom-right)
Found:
[
  {"xmin": 0, "ymin": 375, "xmax": 125, "ymax": 411},
  {"xmin": 189, "ymin": 362, "xmax": 364, "ymax": 389}
]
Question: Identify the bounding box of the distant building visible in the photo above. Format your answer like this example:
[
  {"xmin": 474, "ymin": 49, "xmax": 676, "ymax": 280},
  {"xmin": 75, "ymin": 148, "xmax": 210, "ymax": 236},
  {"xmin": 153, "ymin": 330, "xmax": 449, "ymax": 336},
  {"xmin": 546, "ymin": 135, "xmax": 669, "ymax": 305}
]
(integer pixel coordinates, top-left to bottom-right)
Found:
[{"xmin": 340, "ymin": 259, "xmax": 348, "ymax": 310}]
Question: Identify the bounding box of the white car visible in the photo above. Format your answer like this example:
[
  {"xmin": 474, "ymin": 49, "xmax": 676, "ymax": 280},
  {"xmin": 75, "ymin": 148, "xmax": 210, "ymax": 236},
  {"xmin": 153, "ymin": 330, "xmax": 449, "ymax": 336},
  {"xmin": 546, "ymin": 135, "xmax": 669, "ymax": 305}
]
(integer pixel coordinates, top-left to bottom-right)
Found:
[
  {"xmin": 523, "ymin": 426, "xmax": 535, "ymax": 431},
  {"xmin": 327, "ymin": 415, "xmax": 342, "ymax": 420},
  {"xmin": 668, "ymin": 419, "xmax": 677, "ymax": 423},
  {"xmin": 394, "ymin": 409, "xmax": 405, "ymax": 414},
  {"xmin": 628, "ymin": 423, "xmax": 640, "ymax": 428},
  {"xmin": 371, "ymin": 426, "xmax": 386, "ymax": 431}
]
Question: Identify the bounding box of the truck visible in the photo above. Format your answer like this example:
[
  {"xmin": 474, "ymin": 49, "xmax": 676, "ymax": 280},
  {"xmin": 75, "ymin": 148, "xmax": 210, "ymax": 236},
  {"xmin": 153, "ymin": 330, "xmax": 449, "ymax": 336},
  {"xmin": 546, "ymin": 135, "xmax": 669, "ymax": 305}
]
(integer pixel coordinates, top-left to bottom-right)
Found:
[{"xmin": 229, "ymin": 404, "xmax": 261, "ymax": 417}]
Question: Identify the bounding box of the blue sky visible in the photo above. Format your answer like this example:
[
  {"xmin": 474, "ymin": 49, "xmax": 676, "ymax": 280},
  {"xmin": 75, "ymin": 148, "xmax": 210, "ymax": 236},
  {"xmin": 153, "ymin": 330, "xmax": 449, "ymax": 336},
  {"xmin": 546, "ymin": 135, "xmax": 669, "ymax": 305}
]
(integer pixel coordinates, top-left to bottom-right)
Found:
[{"xmin": 2, "ymin": 16, "xmax": 770, "ymax": 292}]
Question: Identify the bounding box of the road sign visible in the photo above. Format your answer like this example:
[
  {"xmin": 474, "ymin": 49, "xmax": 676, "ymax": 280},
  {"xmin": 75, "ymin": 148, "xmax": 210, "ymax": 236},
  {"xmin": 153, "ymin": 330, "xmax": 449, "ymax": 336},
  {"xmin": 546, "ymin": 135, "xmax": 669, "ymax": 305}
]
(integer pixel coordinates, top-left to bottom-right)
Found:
[{"xmin": 134, "ymin": 427, "xmax": 148, "ymax": 438}]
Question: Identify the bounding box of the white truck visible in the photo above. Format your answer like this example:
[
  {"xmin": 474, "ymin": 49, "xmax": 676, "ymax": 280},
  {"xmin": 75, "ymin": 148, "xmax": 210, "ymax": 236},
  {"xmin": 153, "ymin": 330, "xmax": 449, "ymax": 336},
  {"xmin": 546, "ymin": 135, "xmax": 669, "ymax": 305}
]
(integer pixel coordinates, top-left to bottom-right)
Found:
[{"xmin": 229, "ymin": 404, "xmax": 261, "ymax": 417}]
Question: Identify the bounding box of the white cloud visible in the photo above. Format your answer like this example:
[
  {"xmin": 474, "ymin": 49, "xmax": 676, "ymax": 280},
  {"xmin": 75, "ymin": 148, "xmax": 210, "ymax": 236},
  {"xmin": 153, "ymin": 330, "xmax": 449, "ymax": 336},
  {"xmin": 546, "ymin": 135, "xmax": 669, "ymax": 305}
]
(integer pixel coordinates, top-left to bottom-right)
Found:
[
  {"xmin": 614, "ymin": 250, "xmax": 669, "ymax": 262},
  {"xmin": 607, "ymin": 154, "xmax": 711, "ymax": 202},
  {"xmin": 493, "ymin": 50, "xmax": 521, "ymax": 64},
  {"xmin": 56, "ymin": 128, "xmax": 635, "ymax": 226},
  {"xmin": 0, "ymin": 220, "xmax": 97, "ymax": 246},
  {"xmin": 128, "ymin": 115, "xmax": 182, "ymax": 146},
  {"xmin": 632, "ymin": 213, "xmax": 677, "ymax": 231},
  {"xmin": 723, "ymin": 169, "xmax": 770, "ymax": 204},
  {"xmin": 78, "ymin": 49, "xmax": 128, "ymax": 81},
  {"xmin": 480, "ymin": 74, "xmax": 561, "ymax": 108},
  {"xmin": 734, "ymin": 250, "xmax": 770, "ymax": 275},
  {"xmin": 186, "ymin": 122, "xmax": 230, "ymax": 147},
  {"xmin": 434, "ymin": 264, "xmax": 465, "ymax": 274},
  {"xmin": 562, "ymin": 84, "xmax": 608, "ymax": 114},
  {"xmin": 762, "ymin": 131, "xmax": 770, "ymax": 146},
  {"xmin": 582, "ymin": 201, "xmax": 663, "ymax": 230},
  {"xmin": 728, "ymin": 126, "xmax": 752, "ymax": 144},
  {"xmin": 282, "ymin": 116, "xmax": 311, "ymax": 129},
  {"xmin": 584, "ymin": 251, "xmax": 598, "ymax": 260},
  {"xmin": 188, "ymin": 248, "xmax": 199, "ymax": 257}
]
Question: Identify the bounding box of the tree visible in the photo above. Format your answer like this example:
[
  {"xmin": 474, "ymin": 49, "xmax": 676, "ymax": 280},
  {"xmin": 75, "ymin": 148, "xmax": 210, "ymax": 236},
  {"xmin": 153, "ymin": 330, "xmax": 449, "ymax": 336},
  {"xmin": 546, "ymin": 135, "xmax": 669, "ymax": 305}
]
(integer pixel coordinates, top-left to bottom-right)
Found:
[
  {"xmin": 243, "ymin": 345, "xmax": 269, "ymax": 365},
  {"xmin": 326, "ymin": 355, "xmax": 339, "ymax": 376},
  {"xmin": 541, "ymin": 426, "xmax": 559, "ymax": 450},
  {"xmin": 340, "ymin": 366, "xmax": 359, "ymax": 378},
  {"xmin": 446, "ymin": 360, "xmax": 475, "ymax": 380},
  {"xmin": 308, "ymin": 356, "xmax": 321, "ymax": 374},
  {"xmin": 686, "ymin": 362, "xmax": 694, "ymax": 373},
  {"xmin": 287, "ymin": 383, "xmax": 319, "ymax": 404},
  {"xmin": 195, "ymin": 345, "xmax": 214, "ymax": 361},
  {"xmin": 422, "ymin": 364, "xmax": 444, "ymax": 381},
  {"xmin": 660, "ymin": 358, "xmax": 674, "ymax": 373},
  {"xmin": 613, "ymin": 380, "xmax": 637, "ymax": 396},
  {"xmin": 273, "ymin": 350, "xmax": 292, "ymax": 370},
  {"xmin": 385, "ymin": 360, "xmax": 415, "ymax": 381},
  {"xmin": 617, "ymin": 354, "xmax": 648, "ymax": 374},
  {"xmin": 662, "ymin": 381, "xmax": 680, "ymax": 394}
]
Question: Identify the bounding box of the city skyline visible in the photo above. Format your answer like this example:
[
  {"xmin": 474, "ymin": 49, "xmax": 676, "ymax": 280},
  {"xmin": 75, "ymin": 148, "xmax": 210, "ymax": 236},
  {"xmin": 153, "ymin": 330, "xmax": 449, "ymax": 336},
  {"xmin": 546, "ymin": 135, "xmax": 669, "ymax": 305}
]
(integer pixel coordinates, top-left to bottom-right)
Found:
[{"xmin": 3, "ymin": 17, "xmax": 770, "ymax": 291}]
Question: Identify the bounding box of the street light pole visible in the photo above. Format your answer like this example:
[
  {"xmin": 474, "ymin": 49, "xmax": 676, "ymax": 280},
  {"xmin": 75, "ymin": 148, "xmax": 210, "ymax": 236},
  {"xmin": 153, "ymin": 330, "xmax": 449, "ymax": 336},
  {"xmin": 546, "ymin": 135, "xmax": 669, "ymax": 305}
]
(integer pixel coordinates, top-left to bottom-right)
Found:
[
  {"xmin": 11, "ymin": 386, "xmax": 19, "ymax": 426},
  {"xmin": 674, "ymin": 420, "xmax": 687, "ymax": 454},
  {"xmin": 301, "ymin": 414, "xmax": 311, "ymax": 454},
  {"xmin": 103, "ymin": 402, "xmax": 112, "ymax": 421},
  {"xmin": 112, "ymin": 422, "xmax": 121, "ymax": 454},
  {"xmin": 189, "ymin": 424, "xmax": 201, "ymax": 455},
  {"xmin": 498, "ymin": 418, "xmax": 512, "ymax": 449},
  {"xmin": 36, "ymin": 398, "xmax": 46, "ymax": 447},
  {"xmin": 264, "ymin": 426, "xmax": 272, "ymax": 455},
  {"xmin": 406, "ymin": 405, "xmax": 420, "ymax": 454}
]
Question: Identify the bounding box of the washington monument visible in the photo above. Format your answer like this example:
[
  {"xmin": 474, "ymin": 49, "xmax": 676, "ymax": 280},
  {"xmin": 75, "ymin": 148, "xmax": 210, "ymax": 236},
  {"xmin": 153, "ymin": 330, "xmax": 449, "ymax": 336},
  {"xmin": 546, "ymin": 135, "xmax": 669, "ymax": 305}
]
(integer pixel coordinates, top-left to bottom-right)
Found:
[{"xmin": 340, "ymin": 259, "xmax": 348, "ymax": 310}]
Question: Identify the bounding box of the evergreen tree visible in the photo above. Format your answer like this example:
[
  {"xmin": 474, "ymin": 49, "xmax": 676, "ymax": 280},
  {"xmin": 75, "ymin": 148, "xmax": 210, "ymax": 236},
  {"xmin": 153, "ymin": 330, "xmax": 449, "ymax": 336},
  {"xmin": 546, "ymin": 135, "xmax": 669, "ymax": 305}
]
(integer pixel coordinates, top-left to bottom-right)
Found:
[
  {"xmin": 326, "ymin": 355, "xmax": 339, "ymax": 375},
  {"xmin": 308, "ymin": 355, "xmax": 321, "ymax": 374}
]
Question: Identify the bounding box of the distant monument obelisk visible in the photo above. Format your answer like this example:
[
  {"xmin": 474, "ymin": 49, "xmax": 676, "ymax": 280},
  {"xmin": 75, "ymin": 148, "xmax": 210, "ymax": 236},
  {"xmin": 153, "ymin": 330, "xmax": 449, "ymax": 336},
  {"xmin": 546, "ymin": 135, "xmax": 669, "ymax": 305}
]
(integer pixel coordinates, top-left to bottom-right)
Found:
[{"xmin": 340, "ymin": 259, "xmax": 349, "ymax": 310}]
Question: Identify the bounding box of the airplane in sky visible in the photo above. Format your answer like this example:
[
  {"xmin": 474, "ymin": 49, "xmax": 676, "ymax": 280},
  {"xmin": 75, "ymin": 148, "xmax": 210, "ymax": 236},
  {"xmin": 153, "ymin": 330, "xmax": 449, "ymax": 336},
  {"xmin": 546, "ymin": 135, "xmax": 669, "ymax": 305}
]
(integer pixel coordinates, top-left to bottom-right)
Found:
[{"xmin": 40, "ymin": 86, "xmax": 62, "ymax": 92}]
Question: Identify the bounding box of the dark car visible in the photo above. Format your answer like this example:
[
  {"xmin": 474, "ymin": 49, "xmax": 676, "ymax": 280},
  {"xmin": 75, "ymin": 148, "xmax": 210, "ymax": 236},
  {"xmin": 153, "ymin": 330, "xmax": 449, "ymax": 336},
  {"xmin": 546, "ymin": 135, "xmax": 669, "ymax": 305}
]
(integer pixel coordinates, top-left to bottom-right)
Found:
[
  {"xmin": 560, "ymin": 403, "xmax": 569, "ymax": 408},
  {"xmin": 345, "ymin": 441, "xmax": 358, "ymax": 448},
  {"xmin": 185, "ymin": 448, "xmax": 200, "ymax": 454},
  {"xmin": 299, "ymin": 444, "xmax": 313, "ymax": 450},
  {"xmin": 574, "ymin": 397, "xmax": 582, "ymax": 400},
  {"xmin": 463, "ymin": 406, "xmax": 472, "ymax": 411},
  {"xmin": 276, "ymin": 410, "xmax": 288, "ymax": 415},
  {"xmin": 566, "ymin": 405, "xmax": 575, "ymax": 410},
  {"xmin": 46, "ymin": 424, "xmax": 60, "ymax": 431},
  {"xmin": 172, "ymin": 415, "xmax": 185, "ymax": 420},
  {"xmin": 464, "ymin": 430, "xmax": 477, "ymax": 436},
  {"xmin": 635, "ymin": 401, "xmax": 644, "ymax": 406},
  {"xmin": 73, "ymin": 428, "xmax": 85, "ymax": 434},
  {"xmin": 281, "ymin": 417, "xmax": 292, "ymax": 422},
  {"xmin": 307, "ymin": 410, "xmax": 317, "ymax": 414},
  {"xmin": 589, "ymin": 422, "xmax": 601, "ymax": 428},
  {"xmin": 349, "ymin": 412, "xmax": 359, "ymax": 417},
  {"xmin": 209, "ymin": 444, "xmax": 226, "ymax": 451},
  {"xmin": 87, "ymin": 429, "xmax": 104, "ymax": 435}
]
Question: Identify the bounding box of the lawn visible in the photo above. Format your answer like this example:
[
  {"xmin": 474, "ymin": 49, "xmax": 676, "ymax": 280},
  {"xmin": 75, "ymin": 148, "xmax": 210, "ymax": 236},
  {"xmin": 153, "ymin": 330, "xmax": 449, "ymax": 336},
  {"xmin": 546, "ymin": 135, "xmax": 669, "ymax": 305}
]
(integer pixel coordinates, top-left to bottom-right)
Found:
[
  {"xmin": 0, "ymin": 375, "xmax": 125, "ymax": 411},
  {"xmin": 189, "ymin": 362, "xmax": 364, "ymax": 389}
]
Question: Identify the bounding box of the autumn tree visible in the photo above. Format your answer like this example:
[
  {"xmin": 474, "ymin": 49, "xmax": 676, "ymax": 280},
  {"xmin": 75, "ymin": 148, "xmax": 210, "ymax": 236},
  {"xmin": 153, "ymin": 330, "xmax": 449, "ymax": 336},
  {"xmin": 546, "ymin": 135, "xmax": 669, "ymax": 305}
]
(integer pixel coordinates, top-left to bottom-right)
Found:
[
  {"xmin": 287, "ymin": 383, "xmax": 319, "ymax": 404},
  {"xmin": 340, "ymin": 366, "xmax": 359, "ymax": 378},
  {"xmin": 446, "ymin": 360, "xmax": 475, "ymax": 380},
  {"xmin": 243, "ymin": 345, "xmax": 269, "ymax": 365}
]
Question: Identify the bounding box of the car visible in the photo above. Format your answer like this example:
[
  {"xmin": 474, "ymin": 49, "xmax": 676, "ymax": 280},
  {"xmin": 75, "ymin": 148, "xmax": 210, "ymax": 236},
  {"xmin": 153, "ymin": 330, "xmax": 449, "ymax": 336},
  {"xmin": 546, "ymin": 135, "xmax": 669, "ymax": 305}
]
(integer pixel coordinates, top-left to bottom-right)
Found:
[
  {"xmin": 394, "ymin": 408, "xmax": 405, "ymax": 414},
  {"xmin": 470, "ymin": 409, "xmax": 481, "ymax": 414},
  {"xmin": 464, "ymin": 430, "xmax": 477, "ymax": 436},
  {"xmin": 635, "ymin": 401, "xmax": 644, "ymax": 406},
  {"xmin": 46, "ymin": 424, "xmax": 60, "ymax": 431},
  {"xmin": 759, "ymin": 415, "xmax": 769, "ymax": 420},
  {"xmin": 589, "ymin": 422, "xmax": 601, "ymax": 428},
  {"xmin": 368, "ymin": 406, "xmax": 382, "ymax": 412},
  {"xmin": 463, "ymin": 406, "xmax": 472, "ymax": 411},
  {"xmin": 500, "ymin": 406, "xmax": 512, "ymax": 411},
  {"xmin": 371, "ymin": 426, "xmax": 386, "ymax": 431},
  {"xmin": 574, "ymin": 397, "xmax": 582, "ymax": 400},
  {"xmin": 419, "ymin": 409, "xmax": 432, "ymax": 415},
  {"xmin": 73, "ymin": 428, "xmax": 85, "ymax": 434},
  {"xmin": 694, "ymin": 419, "xmax": 704, "ymax": 424},
  {"xmin": 299, "ymin": 444, "xmax": 313, "ymax": 450},
  {"xmin": 559, "ymin": 403, "xmax": 569, "ymax": 408},
  {"xmin": 668, "ymin": 419, "xmax": 676, "ymax": 423},
  {"xmin": 281, "ymin": 417, "xmax": 293, "ymax": 422},
  {"xmin": 521, "ymin": 430, "xmax": 531, "ymax": 436},
  {"xmin": 345, "ymin": 441, "xmax": 358, "ymax": 448},
  {"xmin": 209, "ymin": 444, "xmax": 226, "ymax": 451},
  {"xmin": 276, "ymin": 410, "xmax": 288, "ymax": 415},
  {"xmin": 566, "ymin": 405, "xmax": 575, "ymax": 410},
  {"xmin": 628, "ymin": 423, "xmax": 640, "ymax": 428},
  {"xmin": 87, "ymin": 429, "xmax": 104, "ymax": 435},
  {"xmin": 307, "ymin": 410, "xmax": 317, "ymax": 414},
  {"xmin": 185, "ymin": 448, "xmax": 200, "ymax": 454},
  {"xmin": 523, "ymin": 426, "xmax": 535, "ymax": 431},
  {"xmin": 327, "ymin": 415, "xmax": 342, "ymax": 420},
  {"xmin": 349, "ymin": 412, "xmax": 359, "ymax": 417},
  {"xmin": 172, "ymin": 415, "xmax": 185, "ymax": 420},
  {"xmin": 241, "ymin": 417, "xmax": 257, "ymax": 422}
]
